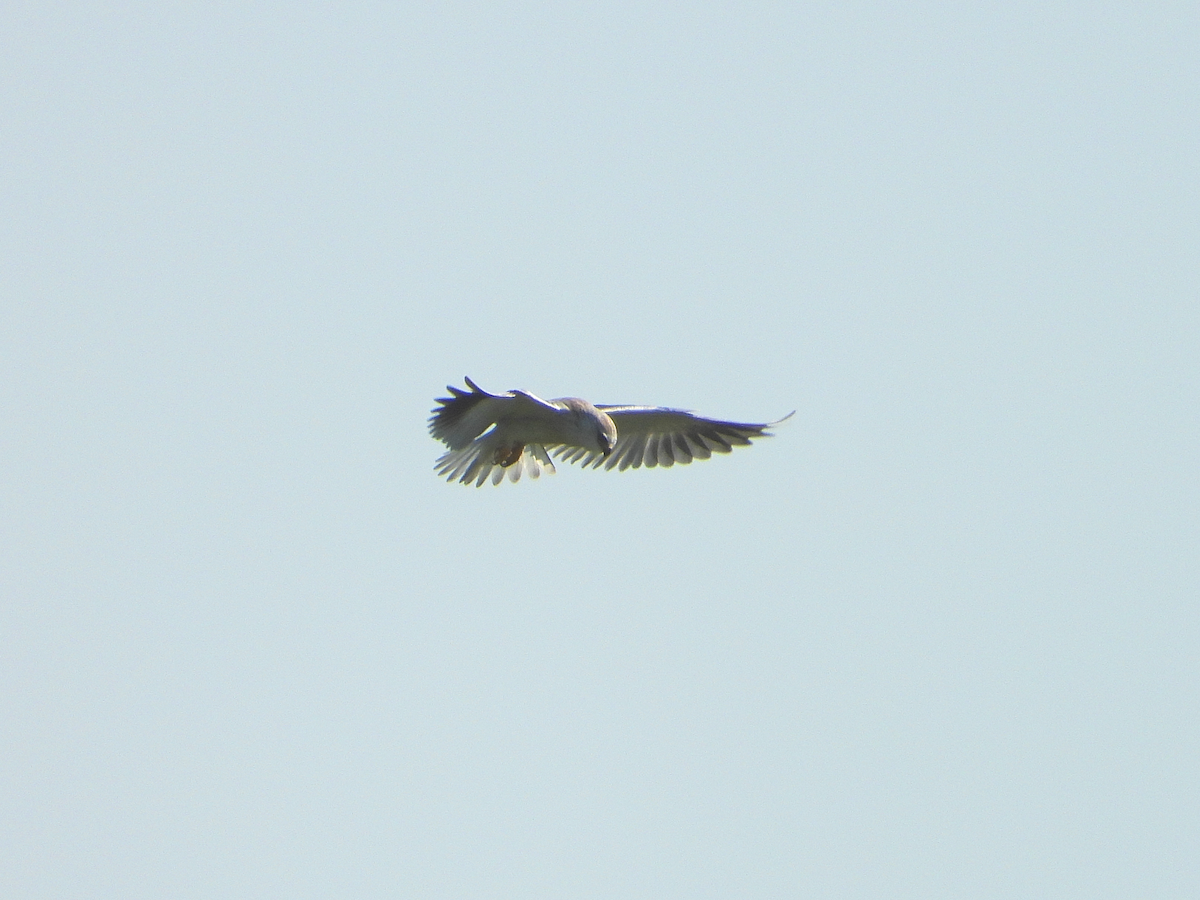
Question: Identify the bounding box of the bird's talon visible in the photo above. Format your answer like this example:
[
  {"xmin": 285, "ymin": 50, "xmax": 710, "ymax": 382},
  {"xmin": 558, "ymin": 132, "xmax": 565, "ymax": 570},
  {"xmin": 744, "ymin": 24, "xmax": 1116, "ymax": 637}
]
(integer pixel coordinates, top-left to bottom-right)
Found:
[{"xmin": 494, "ymin": 442, "xmax": 524, "ymax": 467}]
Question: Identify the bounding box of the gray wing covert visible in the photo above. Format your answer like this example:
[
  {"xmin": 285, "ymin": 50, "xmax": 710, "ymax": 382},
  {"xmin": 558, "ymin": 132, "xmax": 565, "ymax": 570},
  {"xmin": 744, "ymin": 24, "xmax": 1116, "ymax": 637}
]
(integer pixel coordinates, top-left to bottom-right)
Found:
[{"xmin": 428, "ymin": 377, "xmax": 560, "ymax": 449}]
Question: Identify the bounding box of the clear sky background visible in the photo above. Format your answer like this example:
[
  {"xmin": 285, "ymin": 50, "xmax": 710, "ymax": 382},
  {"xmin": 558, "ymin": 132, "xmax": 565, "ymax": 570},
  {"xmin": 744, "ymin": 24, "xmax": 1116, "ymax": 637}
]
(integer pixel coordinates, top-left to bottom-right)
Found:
[{"xmin": 3, "ymin": 3, "xmax": 1197, "ymax": 897}]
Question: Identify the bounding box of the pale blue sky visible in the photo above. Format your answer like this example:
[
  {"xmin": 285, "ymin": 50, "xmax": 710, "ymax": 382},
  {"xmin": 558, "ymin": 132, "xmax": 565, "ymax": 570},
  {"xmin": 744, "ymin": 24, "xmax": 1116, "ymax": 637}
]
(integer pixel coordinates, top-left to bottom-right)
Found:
[{"xmin": 3, "ymin": 3, "xmax": 1197, "ymax": 897}]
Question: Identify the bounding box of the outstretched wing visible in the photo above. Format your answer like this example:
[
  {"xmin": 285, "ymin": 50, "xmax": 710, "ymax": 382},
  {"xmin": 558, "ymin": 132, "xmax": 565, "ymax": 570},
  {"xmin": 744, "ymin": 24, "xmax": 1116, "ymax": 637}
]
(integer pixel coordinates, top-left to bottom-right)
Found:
[
  {"xmin": 429, "ymin": 377, "xmax": 565, "ymax": 486},
  {"xmin": 552, "ymin": 407, "xmax": 793, "ymax": 471},
  {"xmin": 428, "ymin": 376, "xmax": 560, "ymax": 449}
]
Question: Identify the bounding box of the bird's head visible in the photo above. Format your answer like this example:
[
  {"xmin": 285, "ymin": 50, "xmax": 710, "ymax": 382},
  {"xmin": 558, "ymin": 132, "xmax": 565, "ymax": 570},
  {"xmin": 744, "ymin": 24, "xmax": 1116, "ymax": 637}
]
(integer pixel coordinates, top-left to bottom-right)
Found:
[
  {"xmin": 563, "ymin": 399, "xmax": 618, "ymax": 457},
  {"xmin": 596, "ymin": 411, "xmax": 618, "ymax": 457}
]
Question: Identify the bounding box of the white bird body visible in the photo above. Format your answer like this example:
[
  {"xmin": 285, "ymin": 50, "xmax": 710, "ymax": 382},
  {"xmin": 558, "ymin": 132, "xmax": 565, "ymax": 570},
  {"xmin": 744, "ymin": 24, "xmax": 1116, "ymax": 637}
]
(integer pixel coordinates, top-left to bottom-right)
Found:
[{"xmin": 429, "ymin": 377, "xmax": 791, "ymax": 486}]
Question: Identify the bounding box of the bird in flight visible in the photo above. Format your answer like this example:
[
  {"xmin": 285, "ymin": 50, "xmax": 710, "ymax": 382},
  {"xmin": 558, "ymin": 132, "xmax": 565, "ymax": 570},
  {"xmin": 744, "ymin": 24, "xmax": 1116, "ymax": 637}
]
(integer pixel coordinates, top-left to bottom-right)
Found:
[{"xmin": 429, "ymin": 377, "xmax": 792, "ymax": 486}]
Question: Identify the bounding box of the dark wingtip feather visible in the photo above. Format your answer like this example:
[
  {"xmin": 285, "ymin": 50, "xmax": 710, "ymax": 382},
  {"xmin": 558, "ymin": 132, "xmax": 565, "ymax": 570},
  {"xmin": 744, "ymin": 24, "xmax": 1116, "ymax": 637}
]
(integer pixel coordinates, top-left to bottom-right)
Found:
[
  {"xmin": 428, "ymin": 377, "xmax": 491, "ymax": 440},
  {"xmin": 758, "ymin": 410, "xmax": 796, "ymax": 436}
]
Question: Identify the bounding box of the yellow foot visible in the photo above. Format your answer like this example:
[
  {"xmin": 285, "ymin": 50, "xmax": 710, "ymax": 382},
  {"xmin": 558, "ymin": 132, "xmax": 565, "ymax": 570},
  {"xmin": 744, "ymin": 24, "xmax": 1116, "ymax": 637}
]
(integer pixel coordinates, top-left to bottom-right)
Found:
[{"xmin": 494, "ymin": 442, "xmax": 524, "ymax": 467}]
